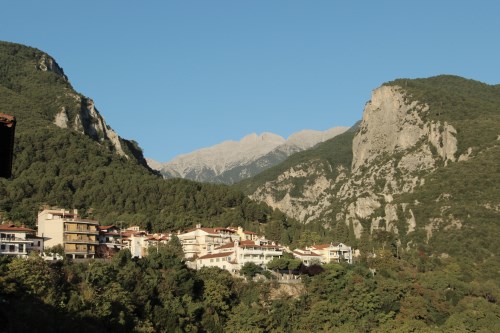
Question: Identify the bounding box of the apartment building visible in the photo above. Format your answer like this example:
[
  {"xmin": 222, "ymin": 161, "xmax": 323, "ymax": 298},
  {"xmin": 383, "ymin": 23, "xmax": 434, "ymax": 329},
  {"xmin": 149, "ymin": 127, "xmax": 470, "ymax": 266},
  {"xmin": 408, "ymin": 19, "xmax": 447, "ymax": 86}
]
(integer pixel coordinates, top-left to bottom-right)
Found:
[
  {"xmin": 307, "ymin": 243, "xmax": 353, "ymax": 264},
  {"xmin": 197, "ymin": 238, "xmax": 283, "ymax": 272},
  {"xmin": 177, "ymin": 224, "xmax": 239, "ymax": 259},
  {"xmin": 0, "ymin": 224, "xmax": 43, "ymax": 257},
  {"xmin": 37, "ymin": 208, "xmax": 99, "ymax": 259},
  {"xmin": 291, "ymin": 248, "xmax": 323, "ymax": 266}
]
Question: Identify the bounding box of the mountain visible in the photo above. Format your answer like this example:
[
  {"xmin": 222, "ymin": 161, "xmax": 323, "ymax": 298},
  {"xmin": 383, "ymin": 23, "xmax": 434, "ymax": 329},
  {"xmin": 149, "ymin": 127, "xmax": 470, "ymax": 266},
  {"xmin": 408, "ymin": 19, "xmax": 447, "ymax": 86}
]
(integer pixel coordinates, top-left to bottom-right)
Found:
[
  {"xmin": 149, "ymin": 127, "xmax": 348, "ymax": 184},
  {"xmin": 0, "ymin": 41, "xmax": 284, "ymax": 232},
  {"xmin": 237, "ymin": 75, "xmax": 500, "ymax": 262},
  {"xmin": 1, "ymin": 43, "xmax": 499, "ymax": 331}
]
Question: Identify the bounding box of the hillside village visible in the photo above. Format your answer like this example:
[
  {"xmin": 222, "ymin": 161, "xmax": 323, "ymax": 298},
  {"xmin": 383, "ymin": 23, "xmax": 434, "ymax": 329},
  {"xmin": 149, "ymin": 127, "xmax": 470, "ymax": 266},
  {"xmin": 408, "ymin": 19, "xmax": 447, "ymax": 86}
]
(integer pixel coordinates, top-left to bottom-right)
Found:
[{"xmin": 0, "ymin": 207, "xmax": 353, "ymax": 276}]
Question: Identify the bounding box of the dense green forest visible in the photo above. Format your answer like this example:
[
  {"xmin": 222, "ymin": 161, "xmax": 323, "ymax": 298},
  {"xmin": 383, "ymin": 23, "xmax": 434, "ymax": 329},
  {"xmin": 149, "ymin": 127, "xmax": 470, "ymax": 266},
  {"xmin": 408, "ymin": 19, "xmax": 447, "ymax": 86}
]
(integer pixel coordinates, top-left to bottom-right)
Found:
[{"xmin": 1, "ymin": 243, "xmax": 498, "ymax": 332}]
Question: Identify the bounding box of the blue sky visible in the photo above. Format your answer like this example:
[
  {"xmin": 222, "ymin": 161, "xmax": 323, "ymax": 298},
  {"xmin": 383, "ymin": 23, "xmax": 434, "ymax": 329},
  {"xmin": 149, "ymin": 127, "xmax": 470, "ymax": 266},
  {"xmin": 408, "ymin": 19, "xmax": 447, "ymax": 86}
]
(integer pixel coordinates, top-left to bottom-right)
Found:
[{"xmin": 1, "ymin": 1, "xmax": 499, "ymax": 161}]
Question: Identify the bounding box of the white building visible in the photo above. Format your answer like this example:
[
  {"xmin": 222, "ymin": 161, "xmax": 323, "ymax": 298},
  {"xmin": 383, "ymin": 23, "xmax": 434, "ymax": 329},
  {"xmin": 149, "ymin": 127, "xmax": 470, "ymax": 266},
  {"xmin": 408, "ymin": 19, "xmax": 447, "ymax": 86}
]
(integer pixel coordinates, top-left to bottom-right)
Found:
[
  {"xmin": 197, "ymin": 251, "xmax": 237, "ymax": 271},
  {"xmin": 307, "ymin": 243, "xmax": 353, "ymax": 264},
  {"xmin": 196, "ymin": 238, "xmax": 283, "ymax": 272},
  {"xmin": 291, "ymin": 248, "xmax": 322, "ymax": 266},
  {"xmin": 177, "ymin": 225, "xmax": 239, "ymax": 259},
  {"xmin": 119, "ymin": 226, "xmax": 171, "ymax": 258},
  {"xmin": 0, "ymin": 224, "xmax": 43, "ymax": 257}
]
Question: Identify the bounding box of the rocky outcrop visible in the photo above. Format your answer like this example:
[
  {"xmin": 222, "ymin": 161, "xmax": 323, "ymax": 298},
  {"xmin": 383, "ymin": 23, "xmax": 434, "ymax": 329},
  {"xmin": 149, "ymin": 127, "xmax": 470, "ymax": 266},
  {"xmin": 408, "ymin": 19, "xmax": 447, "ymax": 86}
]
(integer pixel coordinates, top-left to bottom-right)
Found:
[
  {"xmin": 249, "ymin": 161, "xmax": 343, "ymax": 224},
  {"xmin": 53, "ymin": 93, "xmax": 127, "ymax": 158},
  {"xmin": 36, "ymin": 54, "xmax": 68, "ymax": 81},
  {"xmin": 337, "ymin": 85, "xmax": 458, "ymax": 236},
  {"xmin": 246, "ymin": 84, "xmax": 462, "ymax": 240}
]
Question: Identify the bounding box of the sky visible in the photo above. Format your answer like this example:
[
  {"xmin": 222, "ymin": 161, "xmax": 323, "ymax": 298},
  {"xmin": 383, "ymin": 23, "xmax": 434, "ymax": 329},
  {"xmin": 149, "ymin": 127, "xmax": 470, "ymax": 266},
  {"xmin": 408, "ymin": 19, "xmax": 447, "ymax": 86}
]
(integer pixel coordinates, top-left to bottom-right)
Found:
[{"xmin": 1, "ymin": 1, "xmax": 499, "ymax": 161}]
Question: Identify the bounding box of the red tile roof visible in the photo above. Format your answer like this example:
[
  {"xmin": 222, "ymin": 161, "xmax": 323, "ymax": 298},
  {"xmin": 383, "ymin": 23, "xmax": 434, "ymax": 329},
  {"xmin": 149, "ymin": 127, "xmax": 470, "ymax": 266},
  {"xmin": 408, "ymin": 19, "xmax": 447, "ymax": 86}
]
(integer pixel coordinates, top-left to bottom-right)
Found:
[
  {"xmin": 0, "ymin": 224, "xmax": 35, "ymax": 233},
  {"xmin": 98, "ymin": 225, "xmax": 117, "ymax": 231},
  {"xmin": 198, "ymin": 251, "xmax": 234, "ymax": 260},
  {"xmin": 215, "ymin": 242, "xmax": 236, "ymax": 250},
  {"xmin": 0, "ymin": 113, "xmax": 15, "ymax": 127}
]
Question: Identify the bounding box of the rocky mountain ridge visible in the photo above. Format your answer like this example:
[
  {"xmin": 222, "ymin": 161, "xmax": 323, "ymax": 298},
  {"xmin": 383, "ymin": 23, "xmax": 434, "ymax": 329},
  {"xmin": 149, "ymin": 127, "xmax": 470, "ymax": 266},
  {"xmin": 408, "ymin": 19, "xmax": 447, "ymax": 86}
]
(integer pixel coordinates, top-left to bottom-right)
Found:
[
  {"xmin": 242, "ymin": 75, "xmax": 500, "ymax": 259},
  {"xmin": 149, "ymin": 127, "xmax": 348, "ymax": 184},
  {"xmin": 36, "ymin": 52, "xmax": 128, "ymax": 158}
]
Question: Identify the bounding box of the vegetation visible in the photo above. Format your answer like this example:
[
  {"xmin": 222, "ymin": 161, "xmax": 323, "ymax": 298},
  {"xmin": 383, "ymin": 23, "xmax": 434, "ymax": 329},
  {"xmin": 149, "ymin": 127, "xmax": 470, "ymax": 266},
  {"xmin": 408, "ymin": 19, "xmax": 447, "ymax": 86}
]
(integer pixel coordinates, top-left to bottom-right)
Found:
[
  {"xmin": 1, "ymin": 246, "xmax": 499, "ymax": 332},
  {"xmin": 385, "ymin": 75, "xmax": 500, "ymax": 156},
  {"xmin": 1, "ymin": 41, "xmax": 499, "ymax": 331},
  {"xmin": 0, "ymin": 41, "xmax": 296, "ymax": 236}
]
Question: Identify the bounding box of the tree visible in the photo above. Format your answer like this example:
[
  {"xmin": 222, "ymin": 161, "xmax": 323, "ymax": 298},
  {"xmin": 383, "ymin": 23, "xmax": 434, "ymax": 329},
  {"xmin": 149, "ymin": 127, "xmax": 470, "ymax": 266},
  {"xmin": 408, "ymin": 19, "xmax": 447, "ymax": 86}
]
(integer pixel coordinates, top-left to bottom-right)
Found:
[{"xmin": 240, "ymin": 262, "xmax": 263, "ymax": 280}]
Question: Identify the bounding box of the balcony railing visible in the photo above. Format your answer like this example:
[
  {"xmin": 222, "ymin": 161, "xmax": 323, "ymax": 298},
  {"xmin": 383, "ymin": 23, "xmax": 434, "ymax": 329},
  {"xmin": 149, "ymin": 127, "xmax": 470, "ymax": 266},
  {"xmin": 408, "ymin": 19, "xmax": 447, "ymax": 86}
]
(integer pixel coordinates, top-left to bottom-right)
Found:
[
  {"xmin": 64, "ymin": 228, "xmax": 99, "ymax": 235},
  {"xmin": 64, "ymin": 237, "xmax": 99, "ymax": 244}
]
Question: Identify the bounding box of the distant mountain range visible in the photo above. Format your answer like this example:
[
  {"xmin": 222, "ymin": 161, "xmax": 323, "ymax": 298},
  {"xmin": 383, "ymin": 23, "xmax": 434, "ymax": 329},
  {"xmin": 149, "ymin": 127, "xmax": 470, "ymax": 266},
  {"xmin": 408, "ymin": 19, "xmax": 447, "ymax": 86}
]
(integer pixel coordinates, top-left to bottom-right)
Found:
[{"xmin": 147, "ymin": 127, "xmax": 349, "ymax": 184}]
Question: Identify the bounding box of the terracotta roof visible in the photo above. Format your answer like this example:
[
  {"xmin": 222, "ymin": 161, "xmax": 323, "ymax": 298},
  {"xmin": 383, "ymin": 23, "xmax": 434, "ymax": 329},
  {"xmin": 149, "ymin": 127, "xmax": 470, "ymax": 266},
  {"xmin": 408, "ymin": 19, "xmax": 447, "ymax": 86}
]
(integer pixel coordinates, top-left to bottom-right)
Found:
[
  {"xmin": 0, "ymin": 113, "xmax": 16, "ymax": 127},
  {"xmin": 98, "ymin": 225, "xmax": 117, "ymax": 231},
  {"xmin": 120, "ymin": 231, "xmax": 135, "ymax": 237},
  {"xmin": 243, "ymin": 230, "xmax": 257, "ymax": 235},
  {"xmin": 0, "ymin": 224, "xmax": 35, "ymax": 233},
  {"xmin": 198, "ymin": 251, "xmax": 234, "ymax": 260},
  {"xmin": 215, "ymin": 242, "xmax": 236, "ymax": 250},
  {"xmin": 293, "ymin": 250, "xmax": 321, "ymax": 257}
]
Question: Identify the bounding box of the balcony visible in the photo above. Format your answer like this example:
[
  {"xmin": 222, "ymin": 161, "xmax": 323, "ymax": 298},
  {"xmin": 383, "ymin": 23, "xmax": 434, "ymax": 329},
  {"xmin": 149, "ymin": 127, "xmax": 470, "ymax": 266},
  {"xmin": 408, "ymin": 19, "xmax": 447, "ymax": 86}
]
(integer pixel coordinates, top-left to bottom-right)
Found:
[
  {"xmin": 64, "ymin": 236, "xmax": 99, "ymax": 245},
  {"xmin": 64, "ymin": 228, "xmax": 99, "ymax": 235}
]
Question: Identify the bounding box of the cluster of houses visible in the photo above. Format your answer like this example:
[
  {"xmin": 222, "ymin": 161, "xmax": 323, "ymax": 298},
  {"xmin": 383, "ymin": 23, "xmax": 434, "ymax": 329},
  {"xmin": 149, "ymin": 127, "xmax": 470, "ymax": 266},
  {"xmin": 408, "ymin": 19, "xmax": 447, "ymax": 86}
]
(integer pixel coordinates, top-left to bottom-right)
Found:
[{"xmin": 0, "ymin": 208, "xmax": 353, "ymax": 273}]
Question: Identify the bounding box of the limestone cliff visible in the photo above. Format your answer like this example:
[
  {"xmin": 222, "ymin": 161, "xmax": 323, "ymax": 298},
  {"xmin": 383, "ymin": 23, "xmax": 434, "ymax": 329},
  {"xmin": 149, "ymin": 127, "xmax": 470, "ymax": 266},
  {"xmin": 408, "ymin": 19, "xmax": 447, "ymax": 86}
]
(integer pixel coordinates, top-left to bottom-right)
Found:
[
  {"xmin": 37, "ymin": 53, "xmax": 128, "ymax": 158},
  {"xmin": 245, "ymin": 82, "xmax": 471, "ymax": 239}
]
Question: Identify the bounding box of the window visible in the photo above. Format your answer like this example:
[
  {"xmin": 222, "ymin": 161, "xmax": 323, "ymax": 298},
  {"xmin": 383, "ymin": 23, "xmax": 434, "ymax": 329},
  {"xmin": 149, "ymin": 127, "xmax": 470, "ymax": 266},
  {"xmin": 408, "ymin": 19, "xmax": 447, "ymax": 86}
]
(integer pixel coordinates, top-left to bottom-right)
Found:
[{"xmin": 0, "ymin": 244, "xmax": 5, "ymax": 250}]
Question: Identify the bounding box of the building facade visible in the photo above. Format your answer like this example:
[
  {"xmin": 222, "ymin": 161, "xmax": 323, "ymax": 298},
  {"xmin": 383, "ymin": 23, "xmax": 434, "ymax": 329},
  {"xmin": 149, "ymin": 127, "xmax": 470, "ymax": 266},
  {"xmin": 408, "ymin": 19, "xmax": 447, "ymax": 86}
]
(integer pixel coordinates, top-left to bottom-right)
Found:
[
  {"xmin": 37, "ymin": 208, "xmax": 99, "ymax": 259},
  {"xmin": 306, "ymin": 243, "xmax": 353, "ymax": 264},
  {"xmin": 0, "ymin": 224, "xmax": 42, "ymax": 257},
  {"xmin": 177, "ymin": 225, "xmax": 239, "ymax": 259},
  {"xmin": 196, "ymin": 238, "xmax": 283, "ymax": 272}
]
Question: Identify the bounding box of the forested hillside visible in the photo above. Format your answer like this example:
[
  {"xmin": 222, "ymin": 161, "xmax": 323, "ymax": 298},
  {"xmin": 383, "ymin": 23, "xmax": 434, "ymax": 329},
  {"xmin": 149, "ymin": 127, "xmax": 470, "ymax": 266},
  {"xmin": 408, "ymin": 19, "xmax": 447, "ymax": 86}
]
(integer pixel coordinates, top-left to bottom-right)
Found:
[
  {"xmin": 0, "ymin": 41, "xmax": 499, "ymax": 332},
  {"xmin": 0, "ymin": 41, "xmax": 296, "ymax": 237}
]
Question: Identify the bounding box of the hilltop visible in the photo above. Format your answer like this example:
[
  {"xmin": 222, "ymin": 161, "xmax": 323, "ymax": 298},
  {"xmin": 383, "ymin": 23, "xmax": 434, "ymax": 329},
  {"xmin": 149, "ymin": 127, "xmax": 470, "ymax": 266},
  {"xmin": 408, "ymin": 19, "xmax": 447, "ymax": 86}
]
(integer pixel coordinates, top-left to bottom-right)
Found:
[{"xmin": 0, "ymin": 41, "xmax": 292, "ymax": 235}]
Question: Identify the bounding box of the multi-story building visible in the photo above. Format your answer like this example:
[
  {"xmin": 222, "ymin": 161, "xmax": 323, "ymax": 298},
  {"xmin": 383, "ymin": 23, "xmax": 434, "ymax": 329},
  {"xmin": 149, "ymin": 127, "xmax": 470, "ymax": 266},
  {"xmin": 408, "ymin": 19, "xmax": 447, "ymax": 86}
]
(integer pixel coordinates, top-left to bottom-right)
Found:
[
  {"xmin": 291, "ymin": 248, "xmax": 323, "ymax": 266},
  {"xmin": 229, "ymin": 226, "xmax": 259, "ymax": 241},
  {"xmin": 306, "ymin": 243, "xmax": 353, "ymax": 264},
  {"xmin": 197, "ymin": 238, "xmax": 283, "ymax": 272},
  {"xmin": 37, "ymin": 208, "xmax": 99, "ymax": 259},
  {"xmin": 0, "ymin": 224, "xmax": 43, "ymax": 257},
  {"xmin": 177, "ymin": 224, "xmax": 239, "ymax": 259},
  {"xmin": 197, "ymin": 251, "xmax": 237, "ymax": 271},
  {"xmin": 96, "ymin": 225, "xmax": 124, "ymax": 258}
]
